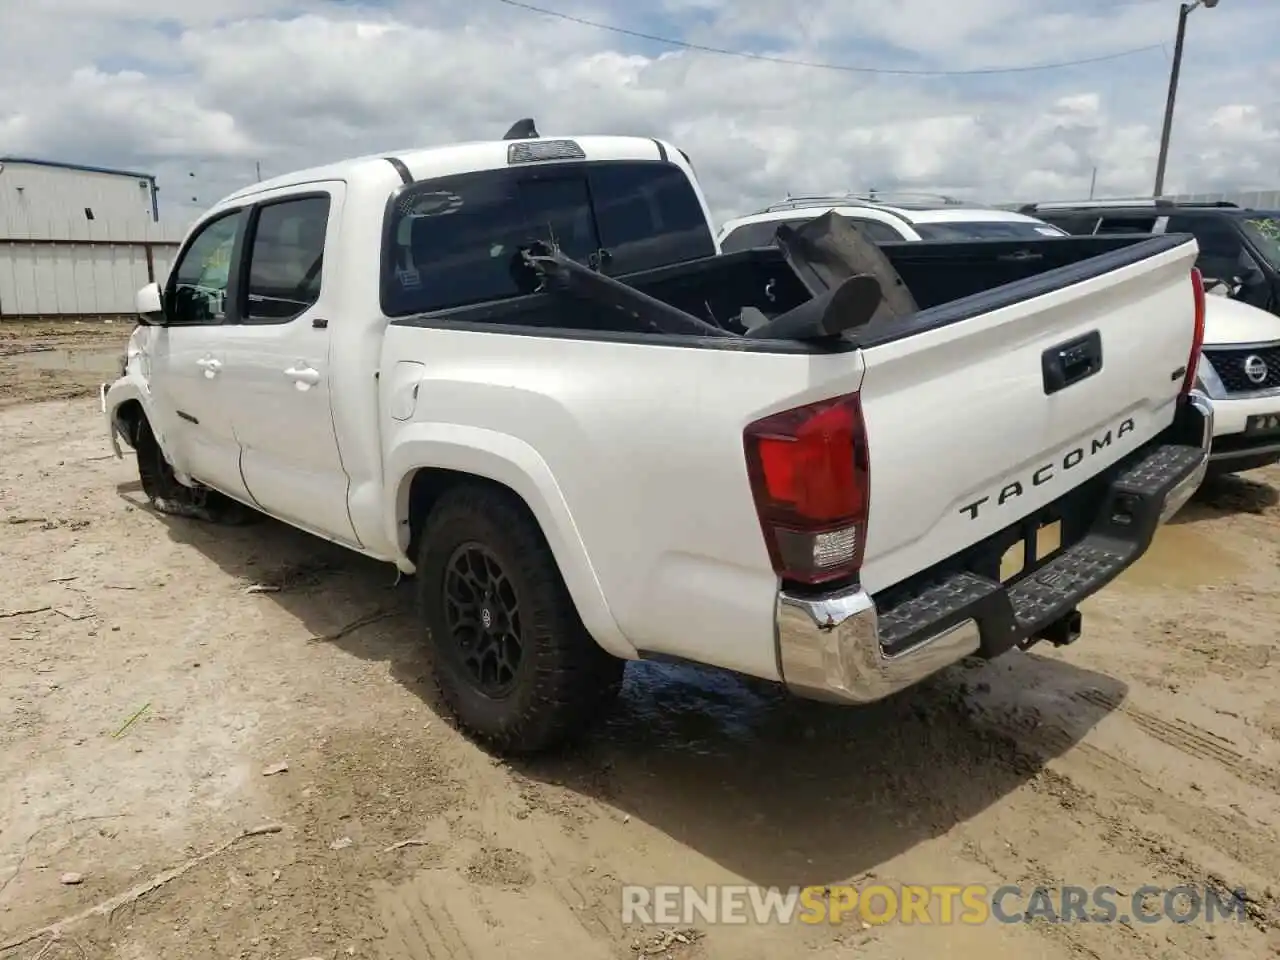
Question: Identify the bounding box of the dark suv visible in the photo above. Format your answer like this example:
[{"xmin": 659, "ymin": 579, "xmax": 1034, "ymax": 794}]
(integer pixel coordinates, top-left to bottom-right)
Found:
[{"xmin": 1021, "ymin": 200, "xmax": 1280, "ymax": 316}]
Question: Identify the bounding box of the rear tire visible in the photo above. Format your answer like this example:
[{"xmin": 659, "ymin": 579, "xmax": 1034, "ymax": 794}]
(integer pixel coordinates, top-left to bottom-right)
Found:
[
  {"xmin": 133, "ymin": 417, "xmax": 252, "ymax": 524},
  {"xmin": 416, "ymin": 484, "xmax": 624, "ymax": 755}
]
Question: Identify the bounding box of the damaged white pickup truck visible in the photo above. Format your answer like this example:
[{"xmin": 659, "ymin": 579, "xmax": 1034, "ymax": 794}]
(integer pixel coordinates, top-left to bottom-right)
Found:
[{"xmin": 103, "ymin": 122, "xmax": 1212, "ymax": 753}]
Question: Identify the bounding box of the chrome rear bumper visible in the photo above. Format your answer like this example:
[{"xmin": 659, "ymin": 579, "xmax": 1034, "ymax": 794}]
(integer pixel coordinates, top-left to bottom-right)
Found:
[
  {"xmin": 776, "ymin": 588, "xmax": 980, "ymax": 704},
  {"xmin": 775, "ymin": 391, "xmax": 1213, "ymax": 705},
  {"xmin": 1158, "ymin": 391, "xmax": 1212, "ymax": 522}
]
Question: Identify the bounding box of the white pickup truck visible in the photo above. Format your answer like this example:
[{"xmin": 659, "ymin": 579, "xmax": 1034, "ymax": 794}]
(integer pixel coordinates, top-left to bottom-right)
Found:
[{"xmin": 102, "ymin": 124, "xmax": 1212, "ymax": 753}]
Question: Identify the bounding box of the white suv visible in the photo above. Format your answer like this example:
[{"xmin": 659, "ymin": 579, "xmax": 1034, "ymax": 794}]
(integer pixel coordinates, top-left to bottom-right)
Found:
[{"xmin": 717, "ymin": 193, "xmax": 1069, "ymax": 250}]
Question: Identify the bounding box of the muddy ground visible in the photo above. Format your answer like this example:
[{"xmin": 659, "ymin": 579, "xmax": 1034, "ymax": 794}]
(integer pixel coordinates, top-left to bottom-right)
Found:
[
  {"xmin": 2, "ymin": 322, "xmax": 1280, "ymax": 959},
  {"xmin": 0, "ymin": 322, "xmax": 132, "ymax": 409}
]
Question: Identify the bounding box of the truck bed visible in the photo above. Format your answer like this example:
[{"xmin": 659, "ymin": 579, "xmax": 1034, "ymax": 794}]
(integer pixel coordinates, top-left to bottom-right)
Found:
[
  {"xmin": 383, "ymin": 226, "xmax": 1202, "ymax": 680},
  {"xmin": 399, "ymin": 232, "xmax": 1187, "ymax": 346}
]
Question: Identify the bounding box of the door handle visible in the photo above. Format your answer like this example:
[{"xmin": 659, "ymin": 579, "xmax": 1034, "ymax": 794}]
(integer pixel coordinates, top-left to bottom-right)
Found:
[
  {"xmin": 196, "ymin": 357, "xmax": 222, "ymax": 378},
  {"xmin": 284, "ymin": 365, "xmax": 320, "ymax": 387},
  {"xmin": 1042, "ymin": 331, "xmax": 1102, "ymax": 395}
]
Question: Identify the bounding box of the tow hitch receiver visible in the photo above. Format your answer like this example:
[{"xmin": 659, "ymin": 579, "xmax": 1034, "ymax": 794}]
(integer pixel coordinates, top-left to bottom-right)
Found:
[{"xmin": 1026, "ymin": 609, "xmax": 1083, "ymax": 649}]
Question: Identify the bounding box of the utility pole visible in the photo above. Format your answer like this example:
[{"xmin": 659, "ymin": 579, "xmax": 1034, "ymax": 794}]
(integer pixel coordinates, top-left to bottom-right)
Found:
[
  {"xmin": 1089, "ymin": 166, "xmax": 1097, "ymax": 200},
  {"xmin": 1153, "ymin": 0, "xmax": 1220, "ymax": 197},
  {"xmin": 255, "ymin": 160, "xmax": 262, "ymax": 181}
]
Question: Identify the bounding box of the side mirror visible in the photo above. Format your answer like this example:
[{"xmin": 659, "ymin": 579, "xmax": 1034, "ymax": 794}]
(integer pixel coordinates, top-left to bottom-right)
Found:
[{"xmin": 136, "ymin": 282, "xmax": 165, "ymax": 325}]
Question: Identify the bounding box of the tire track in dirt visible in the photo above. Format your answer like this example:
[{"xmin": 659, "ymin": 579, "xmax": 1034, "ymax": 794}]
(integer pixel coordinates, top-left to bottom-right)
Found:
[
  {"xmin": 379, "ymin": 881, "xmax": 477, "ymax": 960},
  {"xmin": 6, "ymin": 397, "xmax": 1280, "ymax": 960},
  {"xmin": 963, "ymin": 704, "xmax": 1279, "ymax": 933},
  {"xmin": 1074, "ymin": 687, "xmax": 1280, "ymax": 793}
]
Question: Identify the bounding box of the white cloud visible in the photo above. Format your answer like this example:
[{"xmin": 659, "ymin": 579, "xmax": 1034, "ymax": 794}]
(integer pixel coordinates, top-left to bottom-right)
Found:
[{"xmin": 0, "ymin": 0, "xmax": 1276, "ymax": 230}]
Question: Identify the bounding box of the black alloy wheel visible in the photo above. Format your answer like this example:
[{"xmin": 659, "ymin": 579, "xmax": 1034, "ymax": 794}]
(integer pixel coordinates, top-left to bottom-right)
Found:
[{"xmin": 443, "ymin": 542, "xmax": 525, "ymax": 697}]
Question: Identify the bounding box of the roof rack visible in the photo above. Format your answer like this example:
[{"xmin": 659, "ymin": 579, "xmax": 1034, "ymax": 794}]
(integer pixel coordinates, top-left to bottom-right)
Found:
[
  {"xmin": 1018, "ymin": 198, "xmax": 1240, "ymax": 214},
  {"xmin": 759, "ymin": 191, "xmax": 980, "ymax": 214}
]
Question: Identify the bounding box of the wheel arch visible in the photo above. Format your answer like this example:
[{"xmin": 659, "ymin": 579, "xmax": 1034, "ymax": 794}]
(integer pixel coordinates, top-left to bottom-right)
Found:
[
  {"xmin": 387, "ymin": 430, "xmax": 636, "ymax": 661},
  {"xmin": 112, "ymin": 396, "xmax": 148, "ymax": 449}
]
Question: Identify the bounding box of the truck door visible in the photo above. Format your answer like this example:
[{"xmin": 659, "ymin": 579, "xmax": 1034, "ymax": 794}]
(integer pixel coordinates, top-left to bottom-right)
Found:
[
  {"xmin": 220, "ymin": 184, "xmax": 360, "ymax": 546},
  {"xmin": 148, "ymin": 208, "xmax": 254, "ymax": 503}
]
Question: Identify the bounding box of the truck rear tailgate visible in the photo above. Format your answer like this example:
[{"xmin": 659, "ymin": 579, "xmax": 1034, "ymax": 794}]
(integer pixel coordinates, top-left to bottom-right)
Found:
[{"xmin": 855, "ymin": 235, "xmax": 1201, "ymax": 595}]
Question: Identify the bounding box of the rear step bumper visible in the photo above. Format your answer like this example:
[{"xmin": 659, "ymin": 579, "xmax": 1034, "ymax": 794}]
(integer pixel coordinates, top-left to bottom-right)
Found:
[{"xmin": 775, "ymin": 392, "xmax": 1213, "ymax": 705}]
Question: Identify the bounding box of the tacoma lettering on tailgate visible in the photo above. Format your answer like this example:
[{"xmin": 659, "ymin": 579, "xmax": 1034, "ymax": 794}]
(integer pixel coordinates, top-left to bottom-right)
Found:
[{"xmin": 959, "ymin": 417, "xmax": 1135, "ymax": 520}]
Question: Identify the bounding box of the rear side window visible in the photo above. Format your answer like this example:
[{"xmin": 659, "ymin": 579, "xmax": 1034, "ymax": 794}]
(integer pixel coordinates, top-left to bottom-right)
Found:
[
  {"xmin": 381, "ymin": 161, "xmax": 714, "ymax": 316},
  {"xmin": 844, "ymin": 219, "xmax": 904, "ymax": 242},
  {"xmin": 244, "ymin": 195, "xmax": 331, "ymax": 323},
  {"xmin": 1096, "ymin": 216, "xmax": 1157, "ymax": 234},
  {"xmin": 1035, "ymin": 214, "xmax": 1100, "ymax": 235},
  {"xmin": 913, "ymin": 221, "xmax": 1067, "ymax": 240},
  {"xmin": 720, "ymin": 220, "xmax": 789, "ymax": 253}
]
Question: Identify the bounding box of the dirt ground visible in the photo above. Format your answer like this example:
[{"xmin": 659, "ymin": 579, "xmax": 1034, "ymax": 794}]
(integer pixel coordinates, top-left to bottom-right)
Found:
[
  {"xmin": 2, "ymin": 322, "xmax": 1280, "ymax": 959},
  {"xmin": 0, "ymin": 322, "xmax": 131, "ymax": 408}
]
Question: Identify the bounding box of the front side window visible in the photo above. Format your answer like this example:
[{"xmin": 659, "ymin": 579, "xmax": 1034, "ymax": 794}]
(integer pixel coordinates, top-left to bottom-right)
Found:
[
  {"xmin": 1240, "ymin": 214, "xmax": 1280, "ymax": 270},
  {"xmin": 244, "ymin": 195, "xmax": 332, "ymax": 323},
  {"xmin": 167, "ymin": 210, "xmax": 243, "ymax": 325}
]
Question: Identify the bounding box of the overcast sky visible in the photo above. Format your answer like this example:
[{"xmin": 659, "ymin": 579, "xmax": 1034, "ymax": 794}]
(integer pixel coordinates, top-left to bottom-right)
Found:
[{"xmin": 1, "ymin": 0, "xmax": 1276, "ymax": 227}]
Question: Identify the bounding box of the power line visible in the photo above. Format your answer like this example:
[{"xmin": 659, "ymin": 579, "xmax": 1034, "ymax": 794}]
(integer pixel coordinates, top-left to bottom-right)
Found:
[{"xmin": 492, "ymin": 0, "xmax": 1168, "ymax": 77}]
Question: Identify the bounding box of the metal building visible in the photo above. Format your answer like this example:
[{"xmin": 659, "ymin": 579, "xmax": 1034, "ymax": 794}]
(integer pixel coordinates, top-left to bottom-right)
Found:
[{"xmin": 0, "ymin": 157, "xmax": 183, "ymax": 322}]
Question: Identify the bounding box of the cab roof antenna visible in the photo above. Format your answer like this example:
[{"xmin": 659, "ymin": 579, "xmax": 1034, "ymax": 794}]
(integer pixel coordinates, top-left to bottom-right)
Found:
[{"xmin": 503, "ymin": 118, "xmax": 539, "ymax": 140}]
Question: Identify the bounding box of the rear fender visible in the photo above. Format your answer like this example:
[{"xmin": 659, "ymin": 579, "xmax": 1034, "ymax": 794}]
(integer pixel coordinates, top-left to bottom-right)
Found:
[{"xmin": 385, "ymin": 424, "xmax": 636, "ymax": 660}]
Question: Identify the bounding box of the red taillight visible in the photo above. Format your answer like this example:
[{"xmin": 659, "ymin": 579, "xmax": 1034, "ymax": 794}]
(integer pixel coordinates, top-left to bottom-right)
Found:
[
  {"xmin": 1182, "ymin": 267, "xmax": 1206, "ymax": 397},
  {"xmin": 743, "ymin": 393, "xmax": 870, "ymax": 586}
]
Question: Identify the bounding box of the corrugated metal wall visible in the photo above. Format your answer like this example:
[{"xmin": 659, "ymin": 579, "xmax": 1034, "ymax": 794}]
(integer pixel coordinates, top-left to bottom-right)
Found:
[
  {"xmin": 0, "ymin": 210, "xmax": 183, "ymax": 321},
  {"xmin": 1165, "ymin": 189, "xmax": 1280, "ymax": 209},
  {"xmin": 0, "ymin": 162, "xmax": 157, "ymax": 231}
]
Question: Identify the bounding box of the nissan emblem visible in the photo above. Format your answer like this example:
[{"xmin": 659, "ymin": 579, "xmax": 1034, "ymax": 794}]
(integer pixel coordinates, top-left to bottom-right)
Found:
[{"xmin": 1243, "ymin": 355, "xmax": 1269, "ymax": 385}]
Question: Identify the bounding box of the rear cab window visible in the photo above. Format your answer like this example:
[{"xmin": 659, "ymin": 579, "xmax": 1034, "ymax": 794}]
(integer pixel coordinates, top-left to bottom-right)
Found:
[{"xmin": 380, "ymin": 160, "xmax": 715, "ymax": 316}]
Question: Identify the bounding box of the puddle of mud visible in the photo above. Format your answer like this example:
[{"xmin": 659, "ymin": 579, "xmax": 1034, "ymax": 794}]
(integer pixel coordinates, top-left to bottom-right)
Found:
[
  {"xmin": 608, "ymin": 661, "xmax": 782, "ymax": 754},
  {"xmin": 8, "ymin": 347, "xmax": 122, "ymax": 375},
  {"xmin": 1118, "ymin": 523, "xmax": 1247, "ymax": 589}
]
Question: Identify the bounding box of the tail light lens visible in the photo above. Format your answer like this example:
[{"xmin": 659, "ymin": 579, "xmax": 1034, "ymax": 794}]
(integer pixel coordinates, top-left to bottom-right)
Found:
[
  {"xmin": 1182, "ymin": 267, "xmax": 1206, "ymax": 397},
  {"xmin": 743, "ymin": 393, "xmax": 870, "ymax": 586}
]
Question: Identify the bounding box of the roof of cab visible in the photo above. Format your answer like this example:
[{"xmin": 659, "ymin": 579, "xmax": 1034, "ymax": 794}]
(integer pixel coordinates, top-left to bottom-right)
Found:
[{"xmin": 219, "ymin": 135, "xmax": 676, "ymax": 206}]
